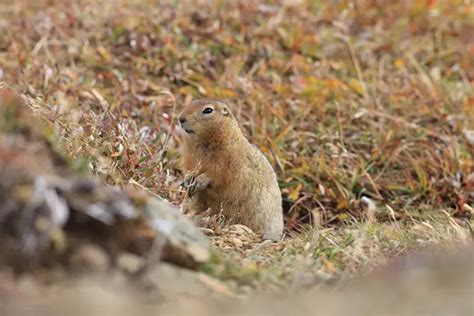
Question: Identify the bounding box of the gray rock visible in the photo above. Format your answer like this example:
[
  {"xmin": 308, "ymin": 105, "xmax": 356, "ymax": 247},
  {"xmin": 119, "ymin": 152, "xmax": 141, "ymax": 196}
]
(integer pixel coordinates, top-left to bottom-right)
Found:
[{"xmin": 142, "ymin": 198, "xmax": 211, "ymax": 269}]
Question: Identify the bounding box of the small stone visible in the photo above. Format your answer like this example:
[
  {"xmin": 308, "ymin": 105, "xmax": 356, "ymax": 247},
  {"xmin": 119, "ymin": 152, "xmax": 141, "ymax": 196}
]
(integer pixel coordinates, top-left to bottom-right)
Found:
[
  {"xmin": 200, "ymin": 228, "xmax": 215, "ymax": 236},
  {"xmin": 230, "ymin": 237, "xmax": 243, "ymax": 248},
  {"xmin": 117, "ymin": 253, "xmax": 143, "ymax": 274},
  {"xmin": 226, "ymin": 224, "xmax": 255, "ymax": 236},
  {"xmin": 361, "ymin": 196, "xmax": 377, "ymax": 221},
  {"xmin": 197, "ymin": 273, "xmax": 236, "ymax": 297},
  {"xmin": 69, "ymin": 244, "xmax": 109, "ymax": 273},
  {"xmin": 142, "ymin": 263, "xmax": 230, "ymax": 298},
  {"xmin": 464, "ymin": 130, "xmax": 474, "ymax": 146}
]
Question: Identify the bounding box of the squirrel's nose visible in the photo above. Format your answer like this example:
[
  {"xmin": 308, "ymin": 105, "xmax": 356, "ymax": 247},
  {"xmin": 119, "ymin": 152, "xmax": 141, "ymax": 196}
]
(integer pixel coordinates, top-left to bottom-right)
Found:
[{"xmin": 178, "ymin": 117, "xmax": 186, "ymax": 124}]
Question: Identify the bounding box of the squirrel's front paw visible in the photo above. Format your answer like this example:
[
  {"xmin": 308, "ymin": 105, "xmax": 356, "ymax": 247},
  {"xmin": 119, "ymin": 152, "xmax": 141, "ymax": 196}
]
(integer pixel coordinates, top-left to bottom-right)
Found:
[
  {"xmin": 182, "ymin": 174, "xmax": 195, "ymax": 189},
  {"xmin": 183, "ymin": 173, "xmax": 211, "ymax": 197},
  {"xmin": 194, "ymin": 173, "xmax": 211, "ymax": 191}
]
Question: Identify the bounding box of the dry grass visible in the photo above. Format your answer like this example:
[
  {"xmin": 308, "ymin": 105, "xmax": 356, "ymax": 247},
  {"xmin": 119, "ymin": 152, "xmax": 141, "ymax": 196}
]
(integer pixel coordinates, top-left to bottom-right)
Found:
[
  {"xmin": 201, "ymin": 210, "xmax": 471, "ymax": 292},
  {"xmin": 0, "ymin": 0, "xmax": 472, "ymax": 291}
]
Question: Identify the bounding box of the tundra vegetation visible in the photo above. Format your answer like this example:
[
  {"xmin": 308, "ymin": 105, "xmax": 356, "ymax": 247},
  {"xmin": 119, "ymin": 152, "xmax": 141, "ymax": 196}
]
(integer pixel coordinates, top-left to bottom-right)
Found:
[{"xmin": 0, "ymin": 0, "xmax": 472, "ymax": 310}]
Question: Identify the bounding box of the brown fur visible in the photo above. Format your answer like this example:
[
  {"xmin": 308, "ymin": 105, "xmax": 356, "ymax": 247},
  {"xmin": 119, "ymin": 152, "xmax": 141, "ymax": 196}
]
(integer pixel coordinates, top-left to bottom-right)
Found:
[{"xmin": 178, "ymin": 99, "xmax": 283, "ymax": 240}]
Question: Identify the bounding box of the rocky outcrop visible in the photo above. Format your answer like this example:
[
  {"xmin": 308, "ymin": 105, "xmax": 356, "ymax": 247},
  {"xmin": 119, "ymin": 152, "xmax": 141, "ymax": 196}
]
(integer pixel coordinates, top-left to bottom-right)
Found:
[{"xmin": 0, "ymin": 86, "xmax": 210, "ymax": 273}]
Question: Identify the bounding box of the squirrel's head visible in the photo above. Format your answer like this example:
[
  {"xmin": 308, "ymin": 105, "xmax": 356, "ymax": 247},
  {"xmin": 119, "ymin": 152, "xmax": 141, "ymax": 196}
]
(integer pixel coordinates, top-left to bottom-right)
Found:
[{"xmin": 178, "ymin": 99, "xmax": 237, "ymax": 141}]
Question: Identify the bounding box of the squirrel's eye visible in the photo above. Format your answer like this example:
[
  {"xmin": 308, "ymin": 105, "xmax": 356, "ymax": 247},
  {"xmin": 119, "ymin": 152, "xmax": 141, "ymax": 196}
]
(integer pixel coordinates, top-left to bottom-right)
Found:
[{"xmin": 202, "ymin": 107, "xmax": 214, "ymax": 114}]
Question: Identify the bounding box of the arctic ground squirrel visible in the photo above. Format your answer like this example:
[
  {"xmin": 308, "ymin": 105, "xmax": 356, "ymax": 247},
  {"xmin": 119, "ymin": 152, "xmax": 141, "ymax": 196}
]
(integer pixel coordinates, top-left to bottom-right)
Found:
[{"xmin": 178, "ymin": 99, "xmax": 284, "ymax": 241}]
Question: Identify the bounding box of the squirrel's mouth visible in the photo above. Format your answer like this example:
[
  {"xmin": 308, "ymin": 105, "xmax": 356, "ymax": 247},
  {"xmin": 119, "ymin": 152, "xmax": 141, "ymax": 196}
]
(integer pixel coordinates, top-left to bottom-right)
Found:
[
  {"xmin": 179, "ymin": 121, "xmax": 195, "ymax": 134},
  {"xmin": 181, "ymin": 125, "xmax": 195, "ymax": 134}
]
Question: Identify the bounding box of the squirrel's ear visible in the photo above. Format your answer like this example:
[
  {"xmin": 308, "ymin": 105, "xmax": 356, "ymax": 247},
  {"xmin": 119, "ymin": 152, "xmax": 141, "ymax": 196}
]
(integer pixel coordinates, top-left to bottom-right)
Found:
[{"xmin": 222, "ymin": 106, "xmax": 230, "ymax": 117}]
